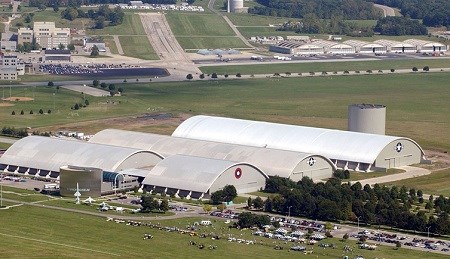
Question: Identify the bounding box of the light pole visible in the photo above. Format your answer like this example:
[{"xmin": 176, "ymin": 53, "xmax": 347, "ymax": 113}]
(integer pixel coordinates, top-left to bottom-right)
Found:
[
  {"xmin": 288, "ymin": 206, "xmax": 292, "ymax": 221},
  {"xmin": 357, "ymin": 216, "xmax": 361, "ymax": 233},
  {"xmin": 427, "ymin": 226, "xmax": 431, "ymax": 238}
]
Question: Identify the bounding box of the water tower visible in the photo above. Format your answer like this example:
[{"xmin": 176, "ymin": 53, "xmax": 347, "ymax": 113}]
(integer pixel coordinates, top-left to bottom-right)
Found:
[
  {"xmin": 348, "ymin": 104, "xmax": 386, "ymax": 135},
  {"xmin": 228, "ymin": 0, "xmax": 244, "ymax": 13}
]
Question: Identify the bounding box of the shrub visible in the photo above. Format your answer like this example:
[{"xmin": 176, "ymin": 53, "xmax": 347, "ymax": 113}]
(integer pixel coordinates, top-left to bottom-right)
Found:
[
  {"xmin": 423, "ymin": 66, "xmax": 430, "ymax": 71},
  {"xmin": 344, "ymin": 70, "xmax": 349, "ymax": 74},
  {"xmin": 30, "ymin": 110, "xmax": 33, "ymax": 114},
  {"xmin": 199, "ymin": 73, "xmax": 205, "ymax": 79},
  {"xmin": 39, "ymin": 109, "xmax": 43, "ymax": 114},
  {"xmin": 47, "ymin": 81, "xmax": 54, "ymax": 87},
  {"xmin": 390, "ymin": 69, "xmax": 395, "ymax": 72},
  {"xmin": 211, "ymin": 73, "xmax": 218, "ymax": 79},
  {"xmin": 20, "ymin": 110, "xmax": 24, "ymax": 115},
  {"xmin": 366, "ymin": 70, "xmax": 372, "ymax": 73},
  {"xmin": 309, "ymin": 72, "xmax": 315, "ymax": 75},
  {"xmin": 47, "ymin": 110, "xmax": 51, "ymax": 114},
  {"xmin": 322, "ymin": 71, "xmax": 327, "ymax": 75},
  {"xmin": 412, "ymin": 67, "xmax": 418, "ymax": 72},
  {"xmin": 355, "ymin": 71, "xmax": 360, "ymax": 74},
  {"xmin": 224, "ymin": 74, "xmax": 229, "ymax": 78},
  {"xmin": 11, "ymin": 111, "xmax": 15, "ymax": 115},
  {"xmin": 235, "ymin": 73, "xmax": 241, "ymax": 77},
  {"xmin": 378, "ymin": 70, "xmax": 383, "ymax": 73}
]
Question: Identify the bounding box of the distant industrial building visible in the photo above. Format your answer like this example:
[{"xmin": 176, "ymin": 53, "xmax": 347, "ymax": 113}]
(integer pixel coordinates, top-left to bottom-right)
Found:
[
  {"xmin": 18, "ymin": 22, "xmax": 70, "ymax": 50},
  {"xmin": 403, "ymin": 39, "xmax": 447, "ymax": 53},
  {"xmin": 1, "ymin": 32, "xmax": 17, "ymax": 51},
  {"xmin": 43, "ymin": 50, "xmax": 72, "ymax": 62},
  {"xmin": 373, "ymin": 40, "xmax": 416, "ymax": 53},
  {"xmin": 270, "ymin": 38, "xmax": 447, "ymax": 55},
  {"xmin": 83, "ymin": 37, "xmax": 106, "ymax": 52},
  {"xmin": 343, "ymin": 40, "xmax": 387, "ymax": 54}
]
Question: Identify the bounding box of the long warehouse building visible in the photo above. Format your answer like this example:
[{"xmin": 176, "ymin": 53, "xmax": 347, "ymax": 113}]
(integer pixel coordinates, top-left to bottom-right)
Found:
[
  {"xmin": 89, "ymin": 129, "xmax": 335, "ymax": 181},
  {"xmin": 172, "ymin": 115, "xmax": 426, "ymax": 171}
]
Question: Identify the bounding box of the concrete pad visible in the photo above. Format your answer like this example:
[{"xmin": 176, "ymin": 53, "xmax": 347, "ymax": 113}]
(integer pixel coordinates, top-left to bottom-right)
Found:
[{"xmin": 61, "ymin": 85, "xmax": 110, "ymax": 97}]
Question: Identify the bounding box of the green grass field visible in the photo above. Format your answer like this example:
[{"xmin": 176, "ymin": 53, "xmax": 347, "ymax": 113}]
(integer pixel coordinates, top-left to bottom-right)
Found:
[
  {"xmin": 349, "ymin": 168, "xmax": 405, "ymax": 182},
  {"xmin": 101, "ymin": 36, "xmax": 119, "ymax": 54},
  {"xmin": 0, "ymin": 204, "xmax": 447, "ymax": 258},
  {"xmin": 166, "ymin": 13, "xmax": 234, "ymax": 36},
  {"xmin": 87, "ymin": 13, "xmax": 146, "ymax": 36},
  {"xmin": 178, "ymin": 36, "xmax": 248, "ymax": 49},
  {"xmin": 384, "ymin": 169, "xmax": 450, "ymax": 197},
  {"xmin": 200, "ymin": 59, "xmax": 450, "ymax": 75},
  {"xmin": 166, "ymin": 12, "xmax": 246, "ymax": 49},
  {"xmin": 118, "ymin": 36, "xmax": 159, "ymax": 60}
]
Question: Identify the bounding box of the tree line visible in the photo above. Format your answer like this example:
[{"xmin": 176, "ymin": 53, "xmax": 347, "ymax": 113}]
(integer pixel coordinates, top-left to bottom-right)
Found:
[
  {"xmin": 249, "ymin": 0, "xmax": 381, "ymax": 20},
  {"xmin": 1, "ymin": 127, "xmax": 28, "ymax": 138},
  {"xmin": 61, "ymin": 5, "xmax": 124, "ymax": 29},
  {"xmin": 261, "ymin": 176, "xmax": 450, "ymax": 235},
  {"xmin": 278, "ymin": 14, "xmax": 374, "ymax": 37},
  {"xmin": 368, "ymin": 0, "xmax": 450, "ymax": 27},
  {"xmin": 374, "ymin": 16, "xmax": 428, "ymax": 35},
  {"xmin": 29, "ymin": 0, "xmax": 178, "ymax": 8}
]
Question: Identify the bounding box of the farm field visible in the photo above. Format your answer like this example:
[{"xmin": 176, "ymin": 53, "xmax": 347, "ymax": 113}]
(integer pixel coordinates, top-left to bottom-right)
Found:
[
  {"xmin": 118, "ymin": 36, "xmax": 159, "ymax": 60},
  {"xmin": 1, "ymin": 73, "xmax": 449, "ymax": 152},
  {"xmin": 200, "ymin": 59, "xmax": 450, "ymax": 75},
  {"xmin": 384, "ymin": 169, "xmax": 450, "ymax": 197},
  {"xmin": 0, "ymin": 205, "xmax": 447, "ymax": 258}
]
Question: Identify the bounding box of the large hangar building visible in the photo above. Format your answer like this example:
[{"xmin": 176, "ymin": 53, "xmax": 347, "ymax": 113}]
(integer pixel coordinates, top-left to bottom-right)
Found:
[
  {"xmin": 172, "ymin": 115, "xmax": 425, "ymax": 172},
  {"xmin": 0, "ymin": 136, "xmax": 163, "ymax": 196},
  {"xmin": 125, "ymin": 155, "xmax": 268, "ymax": 199},
  {"xmin": 89, "ymin": 129, "xmax": 336, "ymax": 181}
]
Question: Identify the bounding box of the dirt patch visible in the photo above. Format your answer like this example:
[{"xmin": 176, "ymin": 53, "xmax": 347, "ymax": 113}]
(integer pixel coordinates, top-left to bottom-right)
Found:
[
  {"xmin": 2, "ymin": 97, "xmax": 34, "ymax": 102},
  {"xmin": 421, "ymin": 149, "xmax": 450, "ymax": 171},
  {"xmin": 34, "ymin": 113, "xmax": 192, "ymax": 135},
  {"xmin": 0, "ymin": 102, "xmax": 14, "ymax": 107}
]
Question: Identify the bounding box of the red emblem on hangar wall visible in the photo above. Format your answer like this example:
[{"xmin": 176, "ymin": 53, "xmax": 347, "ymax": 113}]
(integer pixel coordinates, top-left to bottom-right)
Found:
[{"xmin": 235, "ymin": 168, "xmax": 242, "ymax": 179}]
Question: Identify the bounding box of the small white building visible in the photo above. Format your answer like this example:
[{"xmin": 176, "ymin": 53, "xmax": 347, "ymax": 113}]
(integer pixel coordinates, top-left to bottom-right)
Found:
[{"xmin": 403, "ymin": 39, "xmax": 447, "ymax": 53}]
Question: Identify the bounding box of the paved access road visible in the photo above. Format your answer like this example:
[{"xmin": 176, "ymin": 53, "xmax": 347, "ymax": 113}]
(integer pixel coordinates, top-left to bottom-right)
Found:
[{"xmin": 374, "ymin": 3, "xmax": 396, "ymax": 17}]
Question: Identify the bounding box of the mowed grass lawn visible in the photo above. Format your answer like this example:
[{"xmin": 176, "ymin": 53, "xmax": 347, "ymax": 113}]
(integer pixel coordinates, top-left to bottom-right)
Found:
[
  {"xmin": 166, "ymin": 13, "xmax": 234, "ymax": 36},
  {"xmin": 101, "ymin": 36, "xmax": 118, "ymax": 54},
  {"xmin": 200, "ymin": 59, "xmax": 450, "ymax": 75},
  {"xmin": 1, "ymin": 73, "xmax": 450, "ymax": 151},
  {"xmin": 166, "ymin": 12, "xmax": 246, "ymax": 49},
  {"xmin": 384, "ymin": 169, "xmax": 450, "ymax": 197},
  {"xmin": 87, "ymin": 13, "xmax": 146, "ymax": 35},
  {"xmin": 118, "ymin": 36, "xmax": 159, "ymax": 60},
  {"xmin": 0, "ymin": 205, "xmax": 447, "ymax": 259}
]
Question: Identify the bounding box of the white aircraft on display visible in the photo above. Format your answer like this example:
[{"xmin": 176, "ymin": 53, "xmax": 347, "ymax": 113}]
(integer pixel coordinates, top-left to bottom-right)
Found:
[
  {"xmin": 74, "ymin": 183, "xmax": 81, "ymax": 204},
  {"xmin": 83, "ymin": 196, "xmax": 95, "ymax": 204}
]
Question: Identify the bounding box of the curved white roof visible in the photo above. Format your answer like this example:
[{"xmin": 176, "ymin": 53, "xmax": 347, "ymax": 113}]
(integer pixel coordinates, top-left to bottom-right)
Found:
[
  {"xmin": 403, "ymin": 39, "xmax": 446, "ymax": 47},
  {"xmin": 172, "ymin": 115, "xmax": 424, "ymax": 164},
  {"xmin": 139, "ymin": 155, "xmax": 267, "ymax": 193},
  {"xmin": 344, "ymin": 40, "xmax": 385, "ymax": 48},
  {"xmin": 0, "ymin": 136, "xmax": 161, "ymax": 172},
  {"xmin": 374, "ymin": 39, "xmax": 414, "ymax": 48},
  {"xmin": 90, "ymin": 129, "xmax": 335, "ymax": 178}
]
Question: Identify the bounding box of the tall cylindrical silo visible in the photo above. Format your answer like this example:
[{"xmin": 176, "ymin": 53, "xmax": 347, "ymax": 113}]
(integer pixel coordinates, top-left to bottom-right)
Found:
[
  {"xmin": 230, "ymin": 0, "xmax": 244, "ymax": 13},
  {"xmin": 348, "ymin": 104, "xmax": 386, "ymax": 135}
]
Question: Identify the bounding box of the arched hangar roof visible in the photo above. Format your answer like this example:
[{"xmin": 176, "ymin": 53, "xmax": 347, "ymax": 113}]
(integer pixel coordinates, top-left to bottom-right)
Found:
[
  {"xmin": 139, "ymin": 155, "xmax": 268, "ymax": 194},
  {"xmin": 172, "ymin": 115, "xmax": 425, "ymax": 165},
  {"xmin": 0, "ymin": 136, "xmax": 163, "ymax": 172},
  {"xmin": 90, "ymin": 129, "xmax": 336, "ymax": 179}
]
